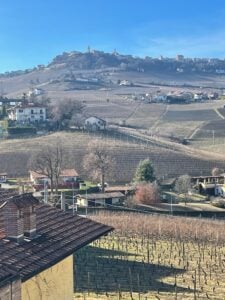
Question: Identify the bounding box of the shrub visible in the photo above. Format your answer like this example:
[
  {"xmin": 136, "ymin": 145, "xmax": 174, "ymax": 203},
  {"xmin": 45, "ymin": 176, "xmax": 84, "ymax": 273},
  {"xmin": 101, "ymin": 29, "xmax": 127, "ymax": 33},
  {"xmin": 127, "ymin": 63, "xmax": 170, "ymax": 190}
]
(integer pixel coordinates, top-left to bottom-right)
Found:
[
  {"xmin": 8, "ymin": 126, "xmax": 37, "ymax": 135},
  {"xmin": 135, "ymin": 182, "xmax": 160, "ymax": 205},
  {"xmin": 212, "ymin": 199, "xmax": 225, "ymax": 208}
]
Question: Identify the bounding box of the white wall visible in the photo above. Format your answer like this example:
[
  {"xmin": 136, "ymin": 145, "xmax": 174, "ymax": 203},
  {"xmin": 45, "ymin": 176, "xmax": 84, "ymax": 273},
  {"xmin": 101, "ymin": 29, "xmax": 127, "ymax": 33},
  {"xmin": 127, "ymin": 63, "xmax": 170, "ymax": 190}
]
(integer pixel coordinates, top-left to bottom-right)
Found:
[
  {"xmin": 85, "ymin": 117, "xmax": 106, "ymax": 130},
  {"xmin": 14, "ymin": 107, "xmax": 46, "ymax": 122}
]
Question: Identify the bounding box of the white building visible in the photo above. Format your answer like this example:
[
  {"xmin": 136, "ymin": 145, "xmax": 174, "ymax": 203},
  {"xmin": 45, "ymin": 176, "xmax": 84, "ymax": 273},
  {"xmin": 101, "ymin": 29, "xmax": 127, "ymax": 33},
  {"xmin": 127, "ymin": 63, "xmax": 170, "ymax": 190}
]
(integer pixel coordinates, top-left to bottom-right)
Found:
[
  {"xmin": 119, "ymin": 80, "xmax": 133, "ymax": 86},
  {"xmin": 194, "ymin": 93, "xmax": 203, "ymax": 101},
  {"xmin": 8, "ymin": 104, "xmax": 47, "ymax": 123},
  {"xmin": 27, "ymin": 88, "xmax": 44, "ymax": 97},
  {"xmin": 84, "ymin": 116, "xmax": 106, "ymax": 131},
  {"xmin": 77, "ymin": 192, "xmax": 124, "ymax": 207}
]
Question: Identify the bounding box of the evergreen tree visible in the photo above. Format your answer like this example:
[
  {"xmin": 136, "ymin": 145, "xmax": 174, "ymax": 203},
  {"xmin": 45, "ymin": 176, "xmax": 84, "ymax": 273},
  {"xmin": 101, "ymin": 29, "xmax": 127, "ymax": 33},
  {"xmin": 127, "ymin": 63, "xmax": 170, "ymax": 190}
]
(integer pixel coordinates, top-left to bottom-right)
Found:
[{"xmin": 133, "ymin": 159, "xmax": 155, "ymax": 183}]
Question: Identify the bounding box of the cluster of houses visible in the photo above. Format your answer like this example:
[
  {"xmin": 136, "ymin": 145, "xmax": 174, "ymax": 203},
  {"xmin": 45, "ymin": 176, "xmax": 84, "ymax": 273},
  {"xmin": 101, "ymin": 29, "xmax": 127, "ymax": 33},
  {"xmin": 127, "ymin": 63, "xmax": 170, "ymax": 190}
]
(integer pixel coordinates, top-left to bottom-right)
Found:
[
  {"xmin": 29, "ymin": 168, "xmax": 132, "ymax": 207},
  {"xmin": 3, "ymin": 168, "xmax": 225, "ymax": 207},
  {"xmin": 126, "ymin": 90, "xmax": 220, "ymax": 104},
  {"xmin": 0, "ymin": 97, "xmax": 107, "ymax": 133}
]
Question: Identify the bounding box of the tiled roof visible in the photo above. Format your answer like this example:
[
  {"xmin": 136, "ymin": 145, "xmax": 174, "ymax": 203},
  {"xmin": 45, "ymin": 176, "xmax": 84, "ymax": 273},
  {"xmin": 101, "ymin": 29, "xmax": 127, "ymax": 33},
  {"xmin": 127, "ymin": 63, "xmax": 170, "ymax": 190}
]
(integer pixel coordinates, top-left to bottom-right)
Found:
[
  {"xmin": 30, "ymin": 168, "xmax": 79, "ymax": 179},
  {"xmin": 10, "ymin": 193, "xmax": 39, "ymax": 208},
  {"xmin": 105, "ymin": 186, "xmax": 135, "ymax": 193},
  {"xmin": 85, "ymin": 116, "xmax": 106, "ymax": 123},
  {"xmin": 0, "ymin": 264, "xmax": 18, "ymax": 288},
  {"xmin": 0, "ymin": 189, "xmax": 18, "ymax": 204},
  {"xmin": 0, "ymin": 204, "xmax": 113, "ymax": 282},
  {"xmin": 0, "ymin": 191, "xmax": 38, "ymax": 208},
  {"xmin": 78, "ymin": 192, "xmax": 124, "ymax": 200}
]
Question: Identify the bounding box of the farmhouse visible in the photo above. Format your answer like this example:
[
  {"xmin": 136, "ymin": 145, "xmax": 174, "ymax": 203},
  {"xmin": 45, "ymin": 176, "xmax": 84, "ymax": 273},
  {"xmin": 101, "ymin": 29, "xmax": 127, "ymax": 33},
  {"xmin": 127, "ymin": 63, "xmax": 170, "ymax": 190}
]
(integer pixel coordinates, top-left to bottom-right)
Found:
[
  {"xmin": 0, "ymin": 190, "xmax": 112, "ymax": 300},
  {"xmin": 84, "ymin": 116, "xmax": 106, "ymax": 131},
  {"xmin": 77, "ymin": 192, "xmax": 124, "ymax": 207},
  {"xmin": 8, "ymin": 103, "xmax": 47, "ymax": 123},
  {"xmin": 30, "ymin": 169, "xmax": 79, "ymax": 189},
  {"xmin": 27, "ymin": 88, "xmax": 44, "ymax": 97}
]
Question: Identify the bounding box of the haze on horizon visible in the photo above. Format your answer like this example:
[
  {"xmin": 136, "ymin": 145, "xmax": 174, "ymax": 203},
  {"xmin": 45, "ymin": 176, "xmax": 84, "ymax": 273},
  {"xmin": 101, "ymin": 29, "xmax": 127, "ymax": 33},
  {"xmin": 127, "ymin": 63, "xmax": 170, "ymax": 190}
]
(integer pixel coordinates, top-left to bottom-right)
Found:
[{"xmin": 1, "ymin": 0, "xmax": 225, "ymax": 72}]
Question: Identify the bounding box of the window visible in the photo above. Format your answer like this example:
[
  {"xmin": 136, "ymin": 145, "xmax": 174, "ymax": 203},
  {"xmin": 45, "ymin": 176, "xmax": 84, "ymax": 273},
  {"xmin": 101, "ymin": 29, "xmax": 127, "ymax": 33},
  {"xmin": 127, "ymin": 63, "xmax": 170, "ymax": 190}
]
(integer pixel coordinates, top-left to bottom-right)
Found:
[
  {"xmin": 31, "ymin": 109, "xmax": 34, "ymax": 114},
  {"xmin": 31, "ymin": 206, "xmax": 35, "ymax": 214},
  {"xmin": 18, "ymin": 109, "xmax": 23, "ymax": 113},
  {"xmin": 40, "ymin": 109, "xmax": 43, "ymax": 114}
]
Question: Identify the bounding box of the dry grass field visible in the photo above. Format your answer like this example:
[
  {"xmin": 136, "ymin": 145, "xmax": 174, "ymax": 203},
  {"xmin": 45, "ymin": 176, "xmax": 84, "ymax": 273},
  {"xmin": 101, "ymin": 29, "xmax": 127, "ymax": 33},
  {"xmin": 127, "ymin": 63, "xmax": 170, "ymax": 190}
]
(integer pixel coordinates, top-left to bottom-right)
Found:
[{"xmin": 74, "ymin": 212, "xmax": 225, "ymax": 299}]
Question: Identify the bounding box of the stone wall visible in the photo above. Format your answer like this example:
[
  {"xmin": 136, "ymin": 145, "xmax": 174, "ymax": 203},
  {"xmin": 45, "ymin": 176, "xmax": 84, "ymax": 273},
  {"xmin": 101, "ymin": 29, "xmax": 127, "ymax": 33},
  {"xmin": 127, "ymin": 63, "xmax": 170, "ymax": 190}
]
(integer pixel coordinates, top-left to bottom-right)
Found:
[{"xmin": 0, "ymin": 278, "xmax": 21, "ymax": 300}]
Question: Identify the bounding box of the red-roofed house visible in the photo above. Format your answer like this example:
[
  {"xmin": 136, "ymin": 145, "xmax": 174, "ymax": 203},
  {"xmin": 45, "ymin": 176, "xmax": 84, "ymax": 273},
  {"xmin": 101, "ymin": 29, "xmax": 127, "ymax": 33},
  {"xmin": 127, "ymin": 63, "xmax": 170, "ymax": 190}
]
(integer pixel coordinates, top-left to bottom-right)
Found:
[{"xmin": 30, "ymin": 169, "xmax": 80, "ymax": 190}]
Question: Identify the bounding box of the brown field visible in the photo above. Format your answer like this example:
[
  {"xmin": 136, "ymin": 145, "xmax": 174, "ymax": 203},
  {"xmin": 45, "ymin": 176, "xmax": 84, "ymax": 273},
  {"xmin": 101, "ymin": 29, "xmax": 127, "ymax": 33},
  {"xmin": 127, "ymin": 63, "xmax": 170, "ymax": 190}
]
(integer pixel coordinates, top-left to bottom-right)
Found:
[{"xmin": 1, "ymin": 131, "xmax": 225, "ymax": 182}]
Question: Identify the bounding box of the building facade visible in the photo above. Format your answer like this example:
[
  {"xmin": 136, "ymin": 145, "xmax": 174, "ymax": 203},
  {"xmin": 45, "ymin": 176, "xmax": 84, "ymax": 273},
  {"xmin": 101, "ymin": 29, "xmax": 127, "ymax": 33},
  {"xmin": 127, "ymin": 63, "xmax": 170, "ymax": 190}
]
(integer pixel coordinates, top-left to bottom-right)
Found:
[
  {"xmin": 84, "ymin": 116, "xmax": 106, "ymax": 131},
  {"xmin": 8, "ymin": 104, "xmax": 47, "ymax": 123}
]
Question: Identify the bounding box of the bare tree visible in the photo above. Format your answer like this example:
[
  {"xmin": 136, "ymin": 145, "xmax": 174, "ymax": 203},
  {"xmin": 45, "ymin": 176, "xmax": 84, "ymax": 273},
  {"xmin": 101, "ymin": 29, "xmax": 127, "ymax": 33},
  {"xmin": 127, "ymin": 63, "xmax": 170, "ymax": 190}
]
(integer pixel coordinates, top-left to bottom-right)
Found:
[
  {"xmin": 175, "ymin": 174, "xmax": 191, "ymax": 204},
  {"xmin": 211, "ymin": 167, "xmax": 224, "ymax": 176},
  {"xmin": 29, "ymin": 140, "xmax": 64, "ymax": 197},
  {"xmin": 83, "ymin": 139, "xmax": 115, "ymax": 192},
  {"xmin": 70, "ymin": 113, "xmax": 85, "ymax": 129},
  {"xmin": 50, "ymin": 98, "xmax": 85, "ymax": 129},
  {"xmin": 135, "ymin": 182, "xmax": 160, "ymax": 205}
]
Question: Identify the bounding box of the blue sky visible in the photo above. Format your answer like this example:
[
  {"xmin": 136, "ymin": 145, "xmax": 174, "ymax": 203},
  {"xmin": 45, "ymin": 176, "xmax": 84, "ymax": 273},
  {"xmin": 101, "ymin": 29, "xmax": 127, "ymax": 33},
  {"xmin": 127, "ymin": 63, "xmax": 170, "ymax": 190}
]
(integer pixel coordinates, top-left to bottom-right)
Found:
[{"xmin": 1, "ymin": 0, "xmax": 225, "ymax": 72}]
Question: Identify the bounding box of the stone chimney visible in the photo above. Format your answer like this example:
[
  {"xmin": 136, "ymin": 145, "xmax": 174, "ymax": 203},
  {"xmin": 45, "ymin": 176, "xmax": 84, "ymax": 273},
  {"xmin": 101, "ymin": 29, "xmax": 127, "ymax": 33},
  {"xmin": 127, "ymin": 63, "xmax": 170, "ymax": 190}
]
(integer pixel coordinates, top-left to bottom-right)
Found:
[{"xmin": 0, "ymin": 194, "xmax": 39, "ymax": 243}]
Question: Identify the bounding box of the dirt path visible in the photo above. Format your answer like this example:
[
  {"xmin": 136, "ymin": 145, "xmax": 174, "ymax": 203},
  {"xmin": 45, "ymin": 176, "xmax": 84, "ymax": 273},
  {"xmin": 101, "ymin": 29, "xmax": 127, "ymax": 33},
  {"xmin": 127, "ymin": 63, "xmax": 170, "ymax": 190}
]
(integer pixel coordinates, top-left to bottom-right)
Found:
[
  {"xmin": 150, "ymin": 104, "xmax": 169, "ymax": 132},
  {"xmin": 214, "ymin": 108, "xmax": 225, "ymax": 119}
]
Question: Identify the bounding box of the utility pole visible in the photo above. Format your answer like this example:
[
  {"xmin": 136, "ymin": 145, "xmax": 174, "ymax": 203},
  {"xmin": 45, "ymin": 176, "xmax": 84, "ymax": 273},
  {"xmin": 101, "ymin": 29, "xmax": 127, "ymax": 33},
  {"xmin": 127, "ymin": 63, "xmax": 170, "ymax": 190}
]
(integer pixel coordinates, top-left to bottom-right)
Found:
[
  {"xmin": 85, "ymin": 189, "xmax": 88, "ymax": 217},
  {"xmin": 72, "ymin": 182, "xmax": 76, "ymax": 215},
  {"xmin": 212, "ymin": 130, "xmax": 215, "ymax": 145},
  {"xmin": 61, "ymin": 192, "xmax": 66, "ymax": 211},
  {"xmin": 170, "ymin": 189, "xmax": 173, "ymax": 215}
]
